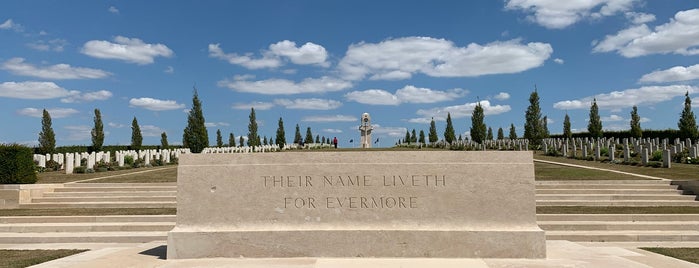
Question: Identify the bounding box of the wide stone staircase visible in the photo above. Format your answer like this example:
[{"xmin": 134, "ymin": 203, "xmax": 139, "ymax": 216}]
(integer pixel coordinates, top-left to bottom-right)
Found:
[{"xmin": 0, "ymin": 180, "xmax": 698, "ymax": 244}]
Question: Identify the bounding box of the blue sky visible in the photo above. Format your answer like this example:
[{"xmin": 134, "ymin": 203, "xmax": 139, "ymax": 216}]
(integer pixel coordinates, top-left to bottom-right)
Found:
[{"xmin": 1, "ymin": 1, "xmax": 698, "ymax": 147}]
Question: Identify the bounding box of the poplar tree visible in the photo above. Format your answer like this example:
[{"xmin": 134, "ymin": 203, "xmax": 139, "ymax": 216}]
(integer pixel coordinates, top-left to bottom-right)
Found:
[
  {"xmin": 294, "ymin": 124, "xmax": 302, "ymax": 144},
  {"xmin": 404, "ymin": 130, "xmax": 411, "ymax": 144},
  {"xmin": 410, "ymin": 129, "xmax": 417, "ymax": 143},
  {"xmin": 91, "ymin": 109, "xmax": 104, "ymax": 152},
  {"xmin": 276, "ymin": 117, "xmax": 286, "ymax": 148},
  {"xmin": 216, "ymin": 129, "xmax": 223, "ymax": 147},
  {"xmin": 315, "ymin": 135, "xmax": 320, "ymax": 144},
  {"xmin": 629, "ymin": 106, "xmax": 642, "ymax": 138},
  {"xmin": 161, "ymin": 132, "xmax": 169, "ymax": 148},
  {"xmin": 182, "ymin": 89, "xmax": 208, "ymax": 153},
  {"xmin": 239, "ymin": 136, "xmax": 244, "ymax": 147},
  {"xmin": 263, "ymin": 136, "xmax": 269, "ymax": 145},
  {"xmin": 470, "ymin": 103, "xmax": 486, "ymax": 143},
  {"xmin": 509, "ymin": 123, "xmax": 517, "ymax": 139},
  {"xmin": 563, "ymin": 113, "xmax": 572, "ymax": 139},
  {"xmin": 428, "ymin": 118, "xmax": 439, "ymax": 144},
  {"xmin": 486, "ymin": 127, "xmax": 493, "ymax": 141},
  {"xmin": 497, "ymin": 127, "xmax": 504, "ymax": 140},
  {"xmin": 678, "ymin": 91, "xmax": 698, "ymax": 139},
  {"xmin": 541, "ymin": 116, "xmax": 550, "ymax": 138},
  {"xmin": 247, "ymin": 108, "xmax": 260, "ymax": 147},
  {"xmin": 229, "ymin": 132, "xmax": 236, "ymax": 147},
  {"xmin": 419, "ymin": 130, "xmax": 426, "ymax": 144},
  {"xmin": 587, "ymin": 98, "xmax": 603, "ymax": 138},
  {"xmin": 305, "ymin": 127, "xmax": 314, "ymax": 144},
  {"xmin": 38, "ymin": 109, "xmax": 56, "ymax": 154},
  {"xmin": 444, "ymin": 113, "xmax": 456, "ymax": 144},
  {"xmin": 131, "ymin": 117, "xmax": 142, "ymax": 150},
  {"xmin": 524, "ymin": 88, "xmax": 543, "ymax": 144}
]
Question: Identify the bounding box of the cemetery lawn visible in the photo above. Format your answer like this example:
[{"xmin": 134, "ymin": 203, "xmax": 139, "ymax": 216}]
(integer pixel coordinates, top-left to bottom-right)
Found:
[
  {"xmin": 537, "ymin": 206, "xmax": 699, "ymax": 214},
  {"xmin": 534, "ymin": 153, "xmax": 699, "ymax": 180},
  {"xmin": 641, "ymin": 248, "xmax": 699, "ymax": 264},
  {"xmin": 36, "ymin": 166, "xmax": 176, "ymax": 184},
  {"xmin": 0, "ymin": 208, "xmax": 175, "ymax": 216},
  {"xmin": 0, "ymin": 249, "xmax": 87, "ymax": 268},
  {"xmin": 535, "ymin": 161, "xmax": 641, "ymax": 180}
]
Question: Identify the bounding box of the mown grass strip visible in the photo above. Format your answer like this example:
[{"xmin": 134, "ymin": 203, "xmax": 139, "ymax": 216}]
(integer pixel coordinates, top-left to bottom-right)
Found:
[
  {"xmin": 0, "ymin": 249, "xmax": 87, "ymax": 268},
  {"xmin": 641, "ymin": 248, "xmax": 699, "ymax": 264}
]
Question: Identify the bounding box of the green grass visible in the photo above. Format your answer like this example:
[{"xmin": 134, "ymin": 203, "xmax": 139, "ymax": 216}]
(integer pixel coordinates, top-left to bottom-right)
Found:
[
  {"xmin": 641, "ymin": 248, "xmax": 699, "ymax": 264},
  {"xmin": 0, "ymin": 208, "xmax": 176, "ymax": 216},
  {"xmin": 535, "ymin": 161, "xmax": 643, "ymax": 180},
  {"xmin": 0, "ymin": 249, "xmax": 87, "ymax": 268},
  {"xmin": 36, "ymin": 166, "xmax": 176, "ymax": 184},
  {"xmin": 77, "ymin": 166, "xmax": 177, "ymax": 183},
  {"xmin": 537, "ymin": 206, "xmax": 699, "ymax": 214},
  {"xmin": 535, "ymin": 153, "xmax": 699, "ymax": 180}
]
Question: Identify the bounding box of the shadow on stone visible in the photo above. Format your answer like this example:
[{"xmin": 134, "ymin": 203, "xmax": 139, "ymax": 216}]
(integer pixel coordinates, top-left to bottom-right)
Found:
[{"xmin": 139, "ymin": 245, "xmax": 167, "ymax": 260}]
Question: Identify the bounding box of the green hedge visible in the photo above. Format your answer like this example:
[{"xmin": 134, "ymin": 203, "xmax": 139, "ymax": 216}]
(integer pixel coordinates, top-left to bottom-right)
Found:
[{"xmin": 0, "ymin": 144, "xmax": 37, "ymax": 184}]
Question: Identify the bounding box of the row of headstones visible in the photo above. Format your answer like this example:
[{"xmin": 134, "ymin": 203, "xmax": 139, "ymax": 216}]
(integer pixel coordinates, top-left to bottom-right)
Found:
[
  {"xmin": 201, "ymin": 143, "xmax": 334, "ymax": 154},
  {"xmin": 542, "ymin": 137, "xmax": 699, "ymax": 168},
  {"xmin": 401, "ymin": 139, "xmax": 531, "ymax": 151},
  {"xmin": 33, "ymin": 148, "xmax": 191, "ymax": 174}
]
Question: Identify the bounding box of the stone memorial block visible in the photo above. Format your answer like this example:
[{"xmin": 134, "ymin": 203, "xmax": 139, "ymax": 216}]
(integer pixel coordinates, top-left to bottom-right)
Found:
[
  {"xmin": 168, "ymin": 151, "xmax": 545, "ymax": 259},
  {"xmin": 65, "ymin": 154, "xmax": 74, "ymax": 174},
  {"xmin": 663, "ymin": 149, "xmax": 671, "ymax": 168}
]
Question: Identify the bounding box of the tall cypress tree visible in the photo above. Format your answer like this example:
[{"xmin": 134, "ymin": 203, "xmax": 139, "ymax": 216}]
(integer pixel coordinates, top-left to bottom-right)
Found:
[
  {"xmin": 183, "ymin": 89, "xmax": 209, "ymax": 153},
  {"xmin": 315, "ymin": 135, "xmax": 320, "ymax": 144},
  {"xmin": 247, "ymin": 108, "xmax": 260, "ymax": 147},
  {"xmin": 419, "ymin": 130, "xmax": 426, "ymax": 144},
  {"xmin": 524, "ymin": 88, "xmax": 543, "ymax": 144},
  {"xmin": 629, "ymin": 106, "xmax": 642, "ymax": 138},
  {"xmin": 497, "ymin": 127, "xmax": 504, "ymax": 140},
  {"xmin": 216, "ymin": 129, "xmax": 223, "ymax": 147},
  {"xmin": 428, "ymin": 118, "xmax": 439, "ymax": 144},
  {"xmin": 264, "ymin": 136, "xmax": 269, "ymax": 145},
  {"xmin": 229, "ymin": 132, "xmax": 236, "ymax": 147},
  {"xmin": 161, "ymin": 132, "xmax": 169, "ymax": 149},
  {"xmin": 410, "ymin": 129, "xmax": 417, "ymax": 143},
  {"xmin": 276, "ymin": 117, "xmax": 286, "ymax": 148},
  {"xmin": 239, "ymin": 136, "xmax": 244, "ymax": 147},
  {"xmin": 563, "ymin": 113, "xmax": 572, "ymax": 139},
  {"xmin": 486, "ymin": 127, "xmax": 493, "ymax": 141},
  {"xmin": 131, "ymin": 117, "xmax": 142, "ymax": 151},
  {"xmin": 470, "ymin": 103, "xmax": 486, "ymax": 143},
  {"xmin": 404, "ymin": 130, "xmax": 411, "ymax": 144},
  {"xmin": 305, "ymin": 127, "xmax": 314, "ymax": 144},
  {"xmin": 541, "ymin": 116, "xmax": 550, "ymax": 138},
  {"xmin": 678, "ymin": 91, "xmax": 699, "ymax": 139},
  {"xmin": 509, "ymin": 123, "xmax": 517, "ymax": 139},
  {"xmin": 444, "ymin": 113, "xmax": 455, "ymax": 144},
  {"xmin": 38, "ymin": 109, "xmax": 56, "ymax": 154},
  {"xmin": 587, "ymin": 98, "xmax": 603, "ymax": 138},
  {"xmin": 294, "ymin": 124, "xmax": 302, "ymax": 144},
  {"xmin": 91, "ymin": 109, "xmax": 104, "ymax": 152}
]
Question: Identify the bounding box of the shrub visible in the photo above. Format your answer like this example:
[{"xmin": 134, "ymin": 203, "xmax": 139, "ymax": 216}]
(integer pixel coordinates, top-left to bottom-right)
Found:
[
  {"xmin": 646, "ymin": 161, "xmax": 663, "ymax": 168},
  {"xmin": 650, "ymin": 150, "xmax": 663, "ymax": 161},
  {"xmin": 46, "ymin": 160, "xmax": 61, "ymax": 171},
  {"xmin": 124, "ymin": 155, "xmax": 134, "ymax": 166},
  {"xmin": 73, "ymin": 166, "xmax": 87, "ymax": 174},
  {"xmin": 0, "ymin": 144, "xmax": 38, "ymax": 184}
]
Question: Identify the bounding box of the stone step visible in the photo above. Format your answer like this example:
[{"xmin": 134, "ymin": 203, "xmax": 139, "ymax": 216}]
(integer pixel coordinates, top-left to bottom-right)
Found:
[
  {"xmin": 43, "ymin": 191, "xmax": 177, "ymax": 197},
  {"xmin": 0, "ymin": 231, "xmax": 167, "ymax": 243},
  {"xmin": 537, "ymin": 214, "xmax": 699, "ymax": 222},
  {"xmin": 67, "ymin": 183, "xmax": 177, "ymax": 187},
  {"xmin": 536, "ymin": 194, "xmax": 696, "ymax": 201},
  {"xmin": 545, "ymin": 230, "xmax": 699, "ymax": 242},
  {"xmin": 53, "ymin": 186, "xmax": 176, "ymax": 193},
  {"xmin": 535, "ymin": 184, "xmax": 676, "ymax": 190},
  {"xmin": 536, "ymin": 189, "xmax": 684, "ymax": 195},
  {"xmin": 536, "ymin": 200, "xmax": 699, "ymax": 207},
  {"xmin": 539, "ymin": 221, "xmax": 699, "ymax": 231},
  {"xmin": 0, "ymin": 222, "xmax": 174, "ymax": 232},
  {"xmin": 536, "ymin": 180, "xmax": 670, "ymax": 185},
  {"xmin": 32, "ymin": 196, "xmax": 177, "ymax": 203},
  {"xmin": 0, "ymin": 215, "xmax": 176, "ymax": 224},
  {"xmin": 18, "ymin": 202, "xmax": 176, "ymax": 209}
]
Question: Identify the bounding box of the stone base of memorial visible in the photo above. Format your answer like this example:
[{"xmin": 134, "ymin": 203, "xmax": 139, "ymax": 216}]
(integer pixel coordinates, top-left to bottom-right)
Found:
[{"xmin": 167, "ymin": 151, "xmax": 545, "ymax": 259}]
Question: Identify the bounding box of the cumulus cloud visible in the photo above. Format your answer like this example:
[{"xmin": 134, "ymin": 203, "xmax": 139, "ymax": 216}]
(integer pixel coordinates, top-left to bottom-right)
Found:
[
  {"xmin": 553, "ymin": 85, "xmax": 697, "ymax": 110},
  {"xmin": 27, "ymin": 39, "xmax": 68, "ymax": 52},
  {"xmin": 108, "ymin": 122, "xmax": 125, "ymax": 128},
  {"xmin": 345, "ymin": 85, "xmax": 467, "ymax": 105},
  {"xmin": 218, "ymin": 76, "xmax": 352, "ymax": 95},
  {"xmin": 323, "ymin": 128, "xmax": 343, "ymax": 133},
  {"xmin": 0, "ymin": 19, "xmax": 23, "ymax": 32},
  {"xmin": 602, "ymin": 114, "xmax": 625, "ymax": 122},
  {"xmin": 625, "ymin": 12, "xmax": 656, "ymax": 24},
  {"xmin": 17, "ymin": 107, "xmax": 79, "ymax": 118},
  {"xmin": 61, "ymin": 90, "xmax": 112, "ymax": 103},
  {"xmin": 1, "ymin": 58, "xmax": 111, "ymax": 79},
  {"xmin": 408, "ymin": 100, "xmax": 512, "ymax": 123},
  {"xmin": 494, "ymin": 92, "xmax": 511, "ymax": 100},
  {"xmin": 129, "ymin": 97, "xmax": 185, "ymax": 111},
  {"xmin": 0, "ymin": 81, "xmax": 75, "ymax": 99},
  {"xmin": 301, "ymin": 115, "xmax": 358, "ymax": 122},
  {"xmin": 208, "ymin": 40, "xmax": 329, "ymax": 69},
  {"xmin": 64, "ymin": 125, "xmax": 92, "ymax": 141},
  {"xmin": 140, "ymin": 125, "xmax": 164, "ymax": 137},
  {"xmin": 593, "ymin": 9, "xmax": 699, "ymax": 57},
  {"xmin": 553, "ymin": 58, "xmax": 564, "ymax": 64},
  {"xmin": 505, "ymin": 0, "xmax": 638, "ymax": 29},
  {"xmin": 204, "ymin": 122, "xmax": 230, "ymax": 127},
  {"xmin": 231, "ymin": 101, "xmax": 274, "ymax": 110},
  {"xmin": 274, "ymin": 98, "xmax": 342, "ymax": 110},
  {"xmin": 82, "ymin": 36, "xmax": 173, "ymax": 64},
  {"xmin": 372, "ymin": 125, "xmax": 408, "ymax": 138},
  {"xmin": 338, "ymin": 37, "xmax": 552, "ymax": 80},
  {"xmin": 639, "ymin": 64, "xmax": 699, "ymax": 83}
]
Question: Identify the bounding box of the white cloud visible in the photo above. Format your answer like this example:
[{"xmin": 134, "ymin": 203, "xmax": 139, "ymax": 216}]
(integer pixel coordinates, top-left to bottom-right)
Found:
[
  {"xmin": 204, "ymin": 122, "xmax": 230, "ymax": 127},
  {"xmin": 409, "ymin": 100, "xmax": 512, "ymax": 123},
  {"xmin": 494, "ymin": 92, "xmax": 511, "ymax": 101},
  {"xmin": 64, "ymin": 125, "xmax": 92, "ymax": 141},
  {"xmin": 372, "ymin": 125, "xmax": 408, "ymax": 138},
  {"xmin": 164, "ymin": 66, "xmax": 174, "ymax": 74},
  {"xmin": 129, "ymin": 97, "xmax": 185, "ymax": 111},
  {"xmin": 17, "ymin": 107, "xmax": 79, "ymax": 118},
  {"xmin": 345, "ymin": 85, "xmax": 467, "ymax": 105},
  {"xmin": 301, "ymin": 115, "xmax": 358, "ymax": 122},
  {"xmin": 602, "ymin": 114, "xmax": 625, "ymax": 122},
  {"xmin": 338, "ymin": 37, "xmax": 552, "ymax": 80},
  {"xmin": 639, "ymin": 64, "xmax": 699, "ymax": 83},
  {"xmin": 0, "ymin": 81, "xmax": 74, "ymax": 99},
  {"xmin": 593, "ymin": 9, "xmax": 699, "ymax": 57},
  {"xmin": 27, "ymin": 39, "xmax": 68, "ymax": 52},
  {"xmin": 61, "ymin": 90, "xmax": 112, "ymax": 103},
  {"xmin": 108, "ymin": 122, "xmax": 125, "ymax": 128},
  {"xmin": 1, "ymin": 58, "xmax": 111, "ymax": 79},
  {"xmin": 274, "ymin": 98, "xmax": 342, "ymax": 110},
  {"xmin": 323, "ymin": 128, "xmax": 343, "ymax": 134},
  {"xmin": 553, "ymin": 58, "xmax": 564, "ymax": 64},
  {"xmin": 218, "ymin": 76, "xmax": 352, "ymax": 95},
  {"xmin": 505, "ymin": 0, "xmax": 638, "ymax": 29},
  {"xmin": 140, "ymin": 125, "xmax": 164, "ymax": 137},
  {"xmin": 82, "ymin": 36, "xmax": 173, "ymax": 64},
  {"xmin": 209, "ymin": 40, "xmax": 329, "ymax": 69},
  {"xmin": 208, "ymin": 43, "xmax": 281, "ymax": 69},
  {"xmin": 553, "ymin": 85, "xmax": 697, "ymax": 110},
  {"xmin": 0, "ymin": 19, "xmax": 23, "ymax": 32},
  {"xmin": 108, "ymin": 6, "xmax": 119, "ymax": 14},
  {"xmin": 625, "ymin": 12, "xmax": 656, "ymax": 24},
  {"xmin": 231, "ymin": 101, "xmax": 274, "ymax": 110}
]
